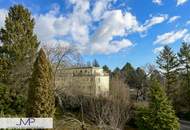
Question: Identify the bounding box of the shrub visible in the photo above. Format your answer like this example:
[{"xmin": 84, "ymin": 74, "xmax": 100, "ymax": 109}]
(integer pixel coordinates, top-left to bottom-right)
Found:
[{"xmin": 136, "ymin": 79, "xmax": 179, "ymax": 130}]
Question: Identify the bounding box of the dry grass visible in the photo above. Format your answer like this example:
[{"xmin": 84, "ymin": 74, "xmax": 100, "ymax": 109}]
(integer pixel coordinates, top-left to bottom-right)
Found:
[{"xmin": 54, "ymin": 116, "xmax": 138, "ymax": 130}]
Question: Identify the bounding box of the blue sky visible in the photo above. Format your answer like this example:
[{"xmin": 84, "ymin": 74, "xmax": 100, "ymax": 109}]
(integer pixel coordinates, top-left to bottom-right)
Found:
[{"xmin": 0, "ymin": 0, "xmax": 190, "ymax": 70}]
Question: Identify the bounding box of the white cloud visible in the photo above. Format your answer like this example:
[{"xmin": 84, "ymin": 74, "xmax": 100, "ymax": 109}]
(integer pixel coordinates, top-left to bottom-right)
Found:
[
  {"xmin": 92, "ymin": 0, "xmax": 114, "ymax": 21},
  {"xmin": 183, "ymin": 33, "xmax": 190, "ymax": 42},
  {"xmin": 0, "ymin": 9, "xmax": 8, "ymax": 46},
  {"xmin": 69, "ymin": 0, "xmax": 90, "ymax": 13},
  {"xmin": 90, "ymin": 10, "xmax": 138, "ymax": 54},
  {"xmin": 176, "ymin": 0, "xmax": 188, "ymax": 6},
  {"xmin": 168, "ymin": 16, "xmax": 180, "ymax": 23},
  {"xmin": 92, "ymin": 1, "xmax": 106, "ymax": 21},
  {"xmin": 154, "ymin": 29, "xmax": 188, "ymax": 45},
  {"xmin": 152, "ymin": 0, "xmax": 162, "ymax": 5},
  {"xmin": 35, "ymin": 0, "xmax": 91, "ymax": 51},
  {"xmin": 0, "ymin": 1, "xmax": 169, "ymax": 55},
  {"xmin": 91, "ymin": 39, "xmax": 133, "ymax": 54},
  {"xmin": 186, "ymin": 20, "xmax": 190, "ymax": 25},
  {"xmin": 138, "ymin": 14, "xmax": 168, "ymax": 32},
  {"xmin": 153, "ymin": 46, "xmax": 164, "ymax": 54},
  {"xmin": 0, "ymin": 9, "xmax": 7, "ymax": 28},
  {"xmin": 90, "ymin": 10, "xmax": 168, "ymax": 54}
]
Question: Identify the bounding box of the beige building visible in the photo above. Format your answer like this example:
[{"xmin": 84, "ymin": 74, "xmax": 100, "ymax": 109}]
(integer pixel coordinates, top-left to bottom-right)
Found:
[{"xmin": 56, "ymin": 67, "xmax": 109, "ymax": 96}]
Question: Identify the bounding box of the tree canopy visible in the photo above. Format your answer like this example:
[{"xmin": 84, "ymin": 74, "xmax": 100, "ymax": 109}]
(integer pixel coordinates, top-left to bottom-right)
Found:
[
  {"xmin": 136, "ymin": 79, "xmax": 179, "ymax": 130},
  {"xmin": 27, "ymin": 48, "xmax": 55, "ymax": 117}
]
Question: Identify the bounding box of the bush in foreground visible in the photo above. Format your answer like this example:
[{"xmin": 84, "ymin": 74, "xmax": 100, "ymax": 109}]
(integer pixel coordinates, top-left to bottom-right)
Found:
[
  {"xmin": 136, "ymin": 79, "xmax": 179, "ymax": 130},
  {"xmin": 27, "ymin": 48, "xmax": 55, "ymax": 117}
]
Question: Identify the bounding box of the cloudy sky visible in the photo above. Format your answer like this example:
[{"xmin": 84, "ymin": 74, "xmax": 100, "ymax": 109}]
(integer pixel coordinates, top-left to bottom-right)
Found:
[{"xmin": 0, "ymin": 0, "xmax": 190, "ymax": 69}]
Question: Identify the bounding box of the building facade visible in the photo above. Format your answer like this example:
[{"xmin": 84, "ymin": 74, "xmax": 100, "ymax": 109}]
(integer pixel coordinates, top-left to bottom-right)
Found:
[{"xmin": 55, "ymin": 67, "xmax": 109, "ymax": 96}]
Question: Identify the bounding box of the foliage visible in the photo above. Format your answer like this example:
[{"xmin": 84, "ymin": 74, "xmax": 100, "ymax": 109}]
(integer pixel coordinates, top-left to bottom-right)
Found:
[
  {"xmin": 135, "ymin": 107, "xmax": 150, "ymax": 130},
  {"xmin": 92, "ymin": 59, "xmax": 100, "ymax": 67},
  {"xmin": 0, "ymin": 83, "xmax": 26, "ymax": 115},
  {"xmin": 0, "ymin": 5, "xmax": 39, "ymax": 115},
  {"xmin": 178, "ymin": 42, "xmax": 190, "ymax": 109},
  {"xmin": 0, "ymin": 4, "xmax": 39, "ymax": 83},
  {"xmin": 135, "ymin": 67, "xmax": 148, "ymax": 101},
  {"xmin": 136, "ymin": 79, "xmax": 179, "ymax": 130},
  {"xmin": 102, "ymin": 65, "xmax": 111, "ymax": 74},
  {"xmin": 111, "ymin": 67, "xmax": 122, "ymax": 79},
  {"xmin": 121, "ymin": 63, "xmax": 137, "ymax": 87},
  {"xmin": 0, "ymin": 4, "xmax": 39, "ymax": 60},
  {"xmin": 156, "ymin": 45, "xmax": 179, "ymax": 101},
  {"xmin": 27, "ymin": 49, "xmax": 55, "ymax": 117}
]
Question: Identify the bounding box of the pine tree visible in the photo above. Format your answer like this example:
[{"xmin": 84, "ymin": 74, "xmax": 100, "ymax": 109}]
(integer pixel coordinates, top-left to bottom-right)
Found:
[
  {"xmin": 121, "ymin": 63, "xmax": 137, "ymax": 88},
  {"xmin": 135, "ymin": 67, "xmax": 147, "ymax": 101},
  {"xmin": 0, "ymin": 4, "xmax": 39, "ymax": 115},
  {"xmin": 148, "ymin": 79, "xmax": 179, "ymax": 130},
  {"xmin": 103, "ymin": 65, "xmax": 111, "ymax": 74},
  {"xmin": 92, "ymin": 59, "xmax": 100, "ymax": 67},
  {"xmin": 178, "ymin": 42, "xmax": 190, "ymax": 109},
  {"xmin": 0, "ymin": 4, "xmax": 39, "ymax": 84},
  {"xmin": 112, "ymin": 67, "xmax": 121, "ymax": 79},
  {"xmin": 136, "ymin": 79, "xmax": 179, "ymax": 130},
  {"xmin": 136, "ymin": 67, "xmax": 146, "ymax": 88},
  {"xmin": 0, "ymin": 83, "xmax": 25, "ymax": 115},
  {"xmin": 27, "ymin": 49, "xmax": 55, "ymax": 117},
  {"xmin": 156, "ymin": 45, "xmax": 179, "ymax": 101}
]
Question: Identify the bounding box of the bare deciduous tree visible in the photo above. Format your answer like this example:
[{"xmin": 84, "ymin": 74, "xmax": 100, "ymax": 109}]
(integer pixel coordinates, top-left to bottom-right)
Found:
[
  {"xmin": 83, "ymin": 78, "xmax": 132, "ymax": 130},
  {"xmin": 42, "ymin": 43, "xmax": 81, "ymax": 109}
]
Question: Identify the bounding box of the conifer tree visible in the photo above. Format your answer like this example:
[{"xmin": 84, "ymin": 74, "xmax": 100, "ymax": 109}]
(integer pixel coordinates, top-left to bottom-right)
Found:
[
  {"xmin": 27, "ymin": 49, "xmax": 55, "ymax": 117},
  {"xmin": 136, "ymin": 79, "xmax": 179, "ymax": 130},
  {"xmin": 156, "ymin": 45, "xmax": 179, "ymax": 101},
  {"xmin": 0, "ymin": 4, "xmax": 39, "ymax": 83},
  {"xmin": 112, "ymin": 67, "xmax": 121, "ymax": 79},
  {"xmin": 121, "ymin": 63, "xmax": 137, "ymax": 88},
  {"xmin": 0, "ymin": 4, "xmax": 39, "ymax": 115},
  {"xmin": 148, "ymin": 79, "xmax": 179, "ymax": 130},
  {"xmin": 135, "ymin": 67, "xmax": 147, "ymax": 101},
  {"xmin": 178, "ymin": 42, "xmax": 190, "ymax": 109},
  {"xmin": 92, "ymin": 59, "xmax": 100, "ymax": 67},
  {"xmin": 102, "ymin": 65, "xmax": 111, "ymax": 73}
]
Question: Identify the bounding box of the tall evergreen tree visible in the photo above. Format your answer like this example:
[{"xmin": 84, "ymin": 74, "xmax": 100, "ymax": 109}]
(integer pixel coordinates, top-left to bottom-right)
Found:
[
  {"xmin": 112, "ymin": 67, "xmax": 121, "ymax": 79},
  {"xmin": 0, "ymin": 5, "xmax": 39, "ymax": 115},
  {"xmin": 178, "ymin": 42, "xmax": 190, "ymax": 109},
  {"xmin": 0, "ymin": 83, "xmax": 25, "ymax": 115},
  {"xmin": 135, "ymin": 67, "xmax": 147, "ymax": 101},
  {"xmin": 0, "ymin": 4, "xmax": 39, "ymax": 84},
  {"xmin": 136, "ymin": 79, "xmax": 179, "ymax": 130},
  {"xmin": 27, "ymin": 49, "xmax": 55, "ymax": 117},
  {"xmin": 136, "ymin": 67, "xmax": 146, "ymax": 88},
  {"xmin": 148, "ymin": 79, "xmax": 179, "ymax": 130},
  {"xmin": 102, "ymin": 65, "xmax": 111, "ymax": 74},
  {"xmin": 156, "ymin": 45, "xmax": 179, "ymax": 101},
  {"xmin": 92, "ymin": 59, "xmax": 100, "ymax": 67},
  {"xmin": 121, "ymin": 63, "xmax": 137, "ymax": 88}
]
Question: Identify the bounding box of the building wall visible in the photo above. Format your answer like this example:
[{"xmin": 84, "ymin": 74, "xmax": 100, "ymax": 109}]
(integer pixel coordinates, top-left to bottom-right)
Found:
[
  {"xmin": 95, "ymin": 76, "xmax": 109, "ymax": 96},
  {"xmin": 55, "ymin": 67, "xmax": 109, "ymax": 96}
]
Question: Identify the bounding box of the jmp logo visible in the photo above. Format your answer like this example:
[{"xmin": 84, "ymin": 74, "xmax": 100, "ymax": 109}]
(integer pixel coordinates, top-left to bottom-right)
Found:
[{"xmin": 16, "ymin": 118, "xmax": 35, "ymax": 126}]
